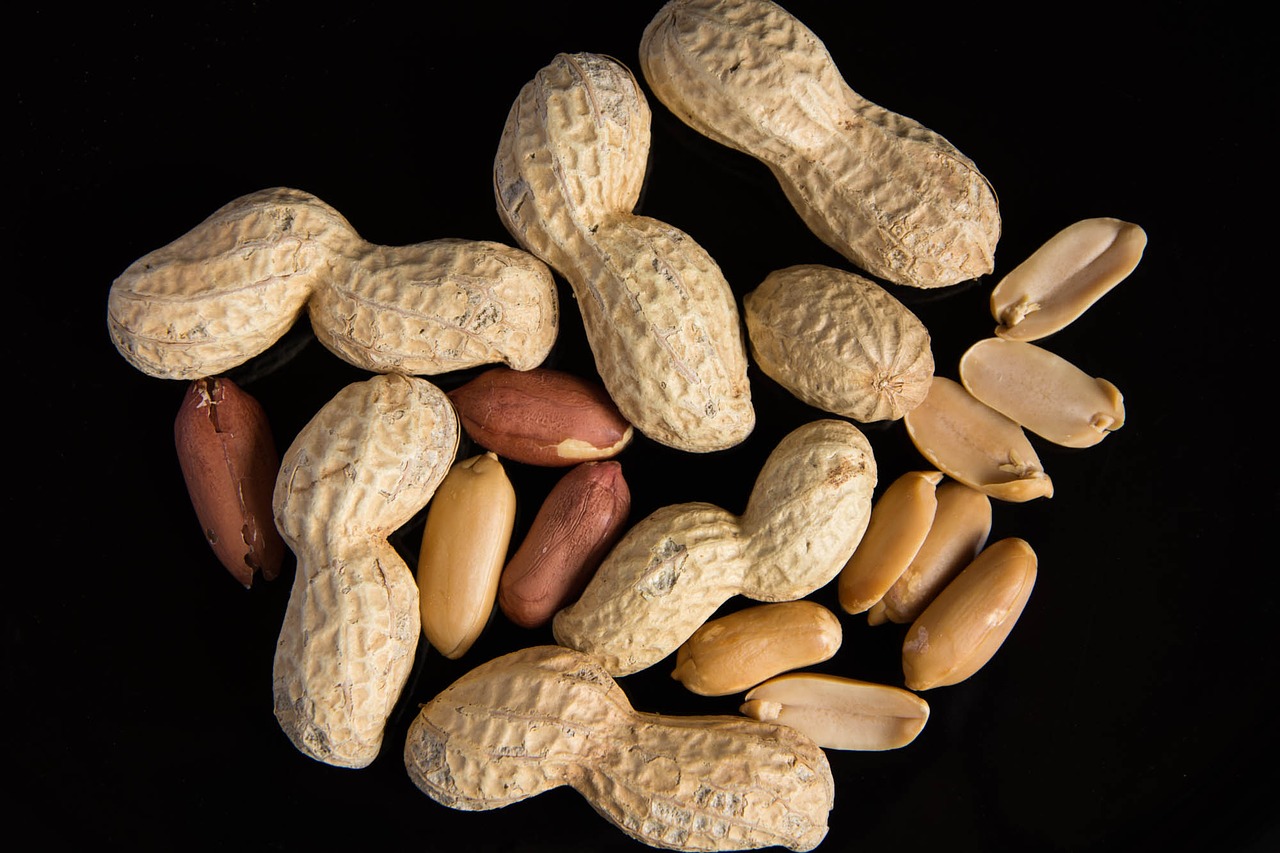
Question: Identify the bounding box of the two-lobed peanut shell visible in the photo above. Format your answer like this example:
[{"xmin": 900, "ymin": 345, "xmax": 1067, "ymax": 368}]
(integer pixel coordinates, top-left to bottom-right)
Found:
[{"xmin": 174, "ymin": 377, "xmax": 284, "ymax": 587}]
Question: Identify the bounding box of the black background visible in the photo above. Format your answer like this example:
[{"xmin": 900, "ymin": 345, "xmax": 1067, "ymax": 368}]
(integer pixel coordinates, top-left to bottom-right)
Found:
[{"xmin": 12, "ymin": 3, "xmax": 1276, "ymax": 851}]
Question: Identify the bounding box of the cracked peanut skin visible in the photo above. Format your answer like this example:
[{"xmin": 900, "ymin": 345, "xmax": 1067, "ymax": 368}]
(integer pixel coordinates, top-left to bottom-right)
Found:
[
  {"xmin": 404, "ymin": 645, "xmax": 833, "ymax": 852},
  {"xmin": 272, "ymin": 374, "xmax": 459, "ymax": 768},
  {"xmin": 108, "ymin": 187, "xmax": 557, "ymax": 380},
  {"xmin": 640, "ymin": 0, "xmax": 1000, "ymax": 288},
  {"xmin": 494, "ymin": 52, "xmax": 754, "ymax": 453}
]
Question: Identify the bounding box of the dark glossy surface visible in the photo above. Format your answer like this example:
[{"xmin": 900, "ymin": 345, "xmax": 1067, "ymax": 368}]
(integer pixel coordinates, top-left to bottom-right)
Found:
[{"xmin": 14, "ymin": 3, "xmax": 1274, "ymax": 850}]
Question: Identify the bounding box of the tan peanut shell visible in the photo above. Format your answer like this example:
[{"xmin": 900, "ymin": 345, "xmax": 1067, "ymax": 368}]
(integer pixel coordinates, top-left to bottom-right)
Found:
[
  {"xmin": 838, "ymin": 470, "xmax": 943, "ymax": 615},
  {"xmin": 639, "ymin": 0, "xmax": 1001, "ymax": 288},
  {"xmin": 741, "ymin": 673, "xmax": 929, "ymax": 751},
  {"xmin": 272, "ymin": 374, "xmax": 459, "ymax": 768},
  {"xmin": 671, "ymin": 601, "xmax": 842, "ymax": 696},
  {"xmin": 869, "ymin": 479, "xmax": 992, "ymax": 625},
  {"xmin": 902, "ymin": 537, "xmax": 1038, "ymax": 690},
  {"xmin": 447, "ymin": 366, "xmax": 634, "ymax": 466},
  {"xmin": 904, "ymin": 376, "xmax": 1053, "ymax": 502},
  {"xmin": 498, "ymin": 460, "xmax": 631, "ymax": 629},
  {"xmin": 553, "ymin": 418, "xmax": 876, "ymax": 676},
  {"xmin": 991, "ymin": 217, "xmax": 1146, "ymax": 341},
  {"xmin": 494, "ymin": 51, "xmax": 754, "ymax": 453},
  {"xmin": 404, "ymin": 644, "xmax": 834, "ymax": 852},
  {"xmin": 959, "ymin": 337, "xmax": 1125, "ymax": 448},
  {"xmin": 744, "ymin": 265, "xmax": 934, "ymax": 422},
  {"xmin": 416, "ymin": 453, "xmax": 517, "ymax": 660},
  {"xmin": 108, "ymin": 187, "xmax": 558, "ymax": 380},
  {"xmin": 174, "ymin": 376, "xmax": 284, "ymax": 587}
]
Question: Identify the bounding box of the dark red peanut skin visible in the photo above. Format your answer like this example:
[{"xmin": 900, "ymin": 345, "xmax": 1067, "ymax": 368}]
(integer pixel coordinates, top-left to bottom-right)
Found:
[
  {"xmin": 499, "ymin": 461, "xmax": 631, "ymax": 628},
  {"xmin": 447, "ymin": 367, "xmax": 633, "ymax": 467},
  {"xmin": 174, "ymin": 377, "xmax": 284, "ymax": 587}
]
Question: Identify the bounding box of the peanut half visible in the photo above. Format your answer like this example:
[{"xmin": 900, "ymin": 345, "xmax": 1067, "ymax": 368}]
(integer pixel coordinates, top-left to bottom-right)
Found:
[
  {"xmin": 904, "ymin": 376, "xmax": 1053, "ymax": 502},
  {"xmin": 991, "ymin": 217, "xmax": 1147, "ymax": 341},
  {"xmin": 838, "ymin": 470, "xmax": 943, "ymax": 615},
  {"xmin": 499, "ymin": 460, "xmax": 632, "ymax": 629},
  {"xmin": 272, "ymin": 373, "xmax": 459, "ymax": 768},
  {"xmin": 902, "ymin": 537, "xmax": 1038, "ymax": 691},
  {"xmin": 744, "ymin": 265, "xmax": 934, "ymax": 422},
  {"xmin": 741, "ymin": 673, "xmax": 929, "ymax": 751},
  {"xmin": 447, "ymin": 366, "xmax": 634, "ymax": 466},
  {"xmin": 174, "ymin": 376, "xmax": 284, "ymax": 587},
  {"xmin": 404, "ymin": 644, "xmax": 834, "ymax": 852},
  {"xmin": 494, "ymin": 51, "xmax": 754, "ymax": 453},
  {"xmin": 869, "ymin": 479, "xmax": 993, "ymax": 626},
  {"xmin": 639, "ymin": 0, "xmax": 1001, "ymax": 288},
  {"xmin": 959, "ymin": 337, "xmax": 1125, "ymax": 448},
  {"xmin": 108, "ymin": 187, "xmax": 558, "ymax": 380},
  {"xmin": 553, "ymin": 418, "xmax": 875, "ymax": 676},
  {"xmin": 671, "ymin": 601, "xmax": 843, "ymax": 697},
  {"xmin": 416, "ymin": 453, "xmax": 517, "ymax": 660}
]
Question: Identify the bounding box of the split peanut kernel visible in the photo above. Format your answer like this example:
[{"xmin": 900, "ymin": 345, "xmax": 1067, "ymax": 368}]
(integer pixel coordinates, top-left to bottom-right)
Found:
[{"xmin": 741, "ymin": 672, "xmax": 930, "ymax": 751}]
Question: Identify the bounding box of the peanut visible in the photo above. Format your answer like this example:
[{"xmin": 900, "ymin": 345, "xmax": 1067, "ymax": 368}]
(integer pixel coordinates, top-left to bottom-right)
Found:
[
  {"xmin": 416, "ymin": 452, "xmax": 518, "ymax": 660},
  {"xmin": 991, "ymin": 217, "xmax": 1147, "ymax": 341},
  {"xmin": 902, "ymin": 537, "xmax": 1038, "ymax": 691},
  {"xmin": 494, "ymin": 52, "xmax": 754, "ymax": 453},
  {"xmin": 403, "ymin": 644, "xmax": 834, "ymax": 852},
  {"xmin": 741, "ymin": 673, "xmax": 929, "ymax": 751},
  {"xmin": 553, "ymin": 418, "xmax": 876, "ymax": 676},
  {"xmin": 639, "ymin": 0, "xmax": 1001, "ymax": 288},
  {"xmin": 173, "ymin": 376, "xmax": 284, "ymax": 587},
  {"xmin": 498, "ymin": 460, "xmax": 631, "ymax": 629},
  {"xmin": 272, "ymin": 373, "xmax": 459, "ymax": 768},
  {"xmin": 671, "ymin": 601, "xmax": 842, "ymax": 697},
  {"xmin": 904, "ymin": 376, "xmax": 1053, "ymax": 502},
  {"xmin": 108, "ymin": 187, "xmax": 558, "ymax": 380},
  {"xmin": 959, "ymin": 337, "xmax": 1125, "ymax": 448},
  {"xmin": 744, "ymin": 265, "xmax": 934, "ymax": 422},
  {"xmin": 446, "ymin": 366, "xmax": 633, "ymax": 466}
]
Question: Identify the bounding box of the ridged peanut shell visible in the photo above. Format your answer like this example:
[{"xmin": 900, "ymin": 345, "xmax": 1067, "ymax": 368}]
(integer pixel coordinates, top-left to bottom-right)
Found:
[
  {"xmin": 741, "ymin": 673, "xmax": 929, "ymax": 751},
  {"xmin": 671, "ymin": 601, "xmax": 843, "ymax": 696},
  {"xmin": 959, "ymin": 337, "xmax": 1125, "ymax": 448},
  {"xmin": 904, "ymin": 376, "xmax": 1052, "ymax": 502},
  {"xmin": 902, "ymin": 537, "xmax": 1038, "ymax": 690},
  {"xmin": 991, "ymin": 217, "xmax": 1146, "ymax": 341},
  {"xmin": 745, "ymin": 265, "xmax": 934, "ymax": 422}
]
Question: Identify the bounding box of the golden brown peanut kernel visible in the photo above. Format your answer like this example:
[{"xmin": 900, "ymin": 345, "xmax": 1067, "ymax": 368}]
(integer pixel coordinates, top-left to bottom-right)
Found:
[
  {"xmin": 741, "ymin": 673, "xmax": 929, "ymax": 750},
  {"xmin": 902, "ymin": 537, "xmax": 1038, "ymax": 690},
  {"xmin": 904, "ymin": 376, "xmax": 1053, "ymax": 503},
  {"xmin": 744, "ymin": 265, "xmax": 934, "ymax": 422},
  {"xmin": 404, "ymin": 645, "xmax": 834, "ymax": 852},
  {"xmin": 671, "ymin": 601, "xmax": 843, "ymax": 696},
  {"xmin": 959, "ymin": 337, "xmax": 1125, "ymax": 448},
  {"xmin": 991, "ymin": 217, "xmax": 1146, "ymax": 341}
]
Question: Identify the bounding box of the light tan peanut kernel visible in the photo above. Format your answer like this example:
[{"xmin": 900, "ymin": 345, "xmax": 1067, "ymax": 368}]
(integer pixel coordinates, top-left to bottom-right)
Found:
[
  {"xmin": 741, "ymin": 672, "xmax": 929, "ymax": 751},
  {"xmin": 272, "ymin": 373, "xmax": 460, "ymax": 768},
  {"xmin": 108, "ymin": 187, "xmax": 558, "ymax": 380},
  {"xmin": 903, "ymin": 376, "xmax": 1053, "ymax": 503},
  {"xmin": 404, "ymin": 645, "xmax": 834, "ymax": 852},
  {"xmin": 639, "ymin": 0, "xmax": 1000, "ymax": 288},
  {"xmin": 174, "ymin": 376, "xmax": 285, "ymax": 588},
  {"xmin": 671, "ymin": 601, "xmax": 843, "ymax": 696},
  {"xmin": 417, "ymin": 452, "xmax": 517, "ymax": 660},
  {"xmin": 902, "ymin": 537, "xmax": 1038, "ymax": 691},
  {"xmin": 494, "ymin": 51, "xmax": 754, "ymax": 453},
  {"xmin": 991, "ymin": 217, "xmax": 1146, "ymax": 341},
  {"xmin": 447, "ymin": 366, "xmax": 634, "ymax": 467},
  {"xmin": 871, "ymin": 479, "xmax": 993, "ymax": 626},
  {"xmin": 744, "ymin": 265, "xmax": 934, "ymax": 422},
  {"xmin": 838, "ymin": 470, "xmax": 943, "ymax": 615},
  {"xmin": 959, "ymin": 337, "xmax": 1125, "ymax": 448},
  {"xmin": 499, "ymin": 461, "xmax": 632, "ymax": 629},
  {"xmin": 553, "ymin": 419, "xmax": 875, "ymax": 676}
]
